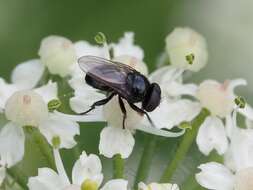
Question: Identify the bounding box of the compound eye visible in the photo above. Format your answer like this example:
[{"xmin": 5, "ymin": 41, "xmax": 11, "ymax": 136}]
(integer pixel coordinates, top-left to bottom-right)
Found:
[{"xmin": 142, "ymin": 83, "xmax": 161, "ymax": 112}]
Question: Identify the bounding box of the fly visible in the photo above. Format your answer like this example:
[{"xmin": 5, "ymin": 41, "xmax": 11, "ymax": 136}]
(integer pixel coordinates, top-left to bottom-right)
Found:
[{"xmin": 78, "ymin": 55, "xmax": 161, "ymax": 129}]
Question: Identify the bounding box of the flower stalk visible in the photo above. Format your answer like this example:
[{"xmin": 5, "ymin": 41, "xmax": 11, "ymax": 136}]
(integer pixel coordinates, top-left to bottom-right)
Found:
[
  {"xmin": 25, "ymin": 127, "xmax": 56, "ymax": 170},
  {"xmin": 134, "ymin": 135, "xmax": 157, "ymax": 190},
  {"xmin": 160, "ymin": 108, "xmax": 210, "ymax": 182},
  {"xmin": 113, "ymin": 154, "xmax": 124, "ymax": 179},
  {"xmin": 6, "ymin": 168, "xmax": 27, "ymax": 190}
]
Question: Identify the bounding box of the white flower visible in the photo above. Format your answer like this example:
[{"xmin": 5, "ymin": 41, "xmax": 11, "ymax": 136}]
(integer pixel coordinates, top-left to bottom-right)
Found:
[
  {"xmin": 39, "ymin": 35, "xmax": 77, "ymax": 77},
  {"xmin": 146, "ymin": 65, "xmax": 201, "ymax": 130},
  {"xmin": 165, "ymin": 27, "xmax": 208, "ymax": 72},
  {"xmin": 5, "ymin": 90, "xmax": 48, "ymax": 127},
  {"xmin": 28, "ymin": 151, "xmax": 128, "ymax": 190},
  {"xmin": 196, "ymin": 126, "xmax": 253, "ymax": 190},
  {"xmin": 0, "ymin": 60, "xmax": 44, "ymax": 168},
  {"xmin": 138, "ymin": 182, "xmax": 180, "ymax": 190},
  {"xmin": 59, "ymin": 33, "xmax": 185, "ymax": 159},
  {"xmin": 0, "ymin": 59, "xmax": 45, "ymax": 110},
  {"xmin": 0, "ymin": 60, "xmax": 80, "ymax": 182},
  {"xmin": 110, "ymin": 32, "xmax": 144, "ymax": 60},
  {"xmin": 195, "ymin": 79, "xmax": 251, "ymax": 155}
]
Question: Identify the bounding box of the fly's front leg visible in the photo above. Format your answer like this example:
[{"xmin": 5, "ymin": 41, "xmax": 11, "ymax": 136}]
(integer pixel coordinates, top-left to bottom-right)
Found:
[
  {"xmin": 118, "ymin": 96, "xmax": 127, "ymax": 129},
  {"xmin": 78, "ymin": 93, "xmax": 115, "ymax": 115},
  {"xmin": 128, "ymin": 102, "xmax": 155, "ymax": 127}
]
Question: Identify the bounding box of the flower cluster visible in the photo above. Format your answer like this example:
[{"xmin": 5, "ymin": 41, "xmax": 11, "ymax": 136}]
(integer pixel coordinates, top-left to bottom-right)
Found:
[{"xmin": 0, "ymin": 26, "xmax": 252, "ymax": 190}]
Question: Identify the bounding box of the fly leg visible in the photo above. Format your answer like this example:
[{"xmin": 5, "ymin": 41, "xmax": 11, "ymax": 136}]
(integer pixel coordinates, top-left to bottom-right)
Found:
[
  {"xmin": 78, "ymin": 93, "xmax": 115, "ymax": 115},
  {"xmin": 128, "ymin": 102, "xmax": 155, "ymax": 127},
  {"xmin": 118, "ymin": 96, "xmax": 127, "ymax": 129}
]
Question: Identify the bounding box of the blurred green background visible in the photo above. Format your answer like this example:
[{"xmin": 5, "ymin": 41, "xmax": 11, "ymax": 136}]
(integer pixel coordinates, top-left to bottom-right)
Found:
[{"xmin": 1, "ymin": 0, "xmax": 252, "ymax": 189}]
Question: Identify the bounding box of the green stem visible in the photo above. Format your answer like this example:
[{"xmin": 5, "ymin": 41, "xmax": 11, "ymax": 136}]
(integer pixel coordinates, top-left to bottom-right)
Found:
[
  {"xmin": 160, "ymin": 109, "xmax": 209, "ymax": 182},
  {"xmin": 134, "ymin": 135, "xmax": 157, "ymax": 189},
  {"xmin": 52, "ymin": 76, "xmax": 81, "ymax": 159},
  {"xmin": 25, "ymin": 127, "xmax": 56, "ymax": 170},
  {"xmin": 113, "ymin": 154, "xmax": 124, "ymax": 179},
  {"xmin": 7, "ymin": 168, "xmax": 27, "ymax": 190}
]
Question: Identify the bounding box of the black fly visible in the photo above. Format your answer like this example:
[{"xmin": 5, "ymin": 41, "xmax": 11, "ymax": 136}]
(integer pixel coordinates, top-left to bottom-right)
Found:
[{"xmin": 78, "ymin": 55, "xmax": 161, "ymax": 129}]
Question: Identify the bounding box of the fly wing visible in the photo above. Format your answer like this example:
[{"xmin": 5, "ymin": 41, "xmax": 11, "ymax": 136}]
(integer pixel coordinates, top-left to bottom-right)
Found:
[
  {"xmin": 78, "ymin": 56, "xmax": 135, "ymax": 95},
  {"xmin": 78, "ymin": 55, "xmax": 134, "ymax": 84}
]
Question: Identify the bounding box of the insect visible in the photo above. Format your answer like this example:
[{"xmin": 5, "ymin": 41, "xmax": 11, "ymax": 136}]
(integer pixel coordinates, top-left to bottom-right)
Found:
[{"xmin": 78, "ymin": 55, "xmax": 161, "ymax": 129}]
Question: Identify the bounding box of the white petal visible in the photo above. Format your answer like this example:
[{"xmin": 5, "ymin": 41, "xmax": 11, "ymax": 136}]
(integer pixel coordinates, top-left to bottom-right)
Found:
[
  {"xmin": 0, "ymin": 122, "xmax": 25, "ymax": 167},
  {"xmin": 0, "ymin": 167, "xmax": 6, "ymax": 186},
  {"xmin": 28, "ymin": 168, "xmax": 65, "ymax": 190},
  {"xmin": 35, "ymin": 81, "xmax": 58, "ymax": 103},
  {"xmin": 137, "ymin": 124, "xmax": 185, "ymax": 138},
  {"xmin": 139, "ymin": 182, "xmax": 180, "ymax": 190},
  {"xmin": 110, "ymin": 32, "xmax": 144, "ymax": 60},
  {"xmin": 225, "ymin": 128, "xmax": 253, "ymax": 171},
  {"xmin": 196, "ymin": 116, "xmax": 228, "ymax": 155},
  {"xmin": 227, "ymin": 78, "xmax": 247, "ymax": 92},
  {"xmin": 196, "ymin": 162, "xmax": 234, "ymax": 190},
  {"xmin": 69, "ymin": 91, "xmax": 105, "ymax": 114},
  {"xmin": 165, "ymin": 81, "xmax": 198, "ymax": 97},
  {"xmin": 149, "ymin": 99, "xmax": 201, "ymax": 130},
  {"xmin": 11, "ymin": 59, "xmax": 45, "ymax": 89},
  {"xmin": 225, "ymin": 114, "xmax": 234, "ymax": 139},
  {"xmin": 99, "ymin": 126, "xmax": 135, "ymax": 159},
  {"xmin": 149, "ymin": 65, "xmax": 180, "ymax": 85},
  {"xmin": 72, "ymin": 151, "xmax": 103, "ymax": 186},
  {"xmin": 39, "ymin": 114, "xmax": 80, "ymax": 149},
  {"xmin": 53, "ymin": 110, "xmax": 105, "ymax": 123},
  {"xmin": 74, "ymin": 41, "xmax": 105, "ymax": 59},
  {"xmin": 100, "ymin": 179, "xmax": 128, "ymax": 190},
  {"xmin": 0, "ymin": 78, "xmax": 18, "ymax": 110}
]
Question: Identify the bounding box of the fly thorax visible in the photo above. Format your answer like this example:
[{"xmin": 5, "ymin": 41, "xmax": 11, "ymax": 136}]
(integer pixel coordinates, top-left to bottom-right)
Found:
[{"xmin": 126, "ymin": 73, "xmax": 148, "ymax": 102}]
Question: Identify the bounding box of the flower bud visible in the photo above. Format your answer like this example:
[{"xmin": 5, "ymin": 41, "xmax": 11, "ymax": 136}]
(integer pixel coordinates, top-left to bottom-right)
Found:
[
  {"xmin": 5, "ymin": 90, "xmax": 48, "ymax": 126},
  {"xmin": 39, "ymin": 36, "xmax": 76, "ymax": 77},
  {"xmin": 165, "ymin": 27, "xmax": 208, "ymax": 72},
  {"xmin": 113, "ymin": 55, "xmax": 148, "ymax": 76},
  {"xmin": 196, "ymin": 80, "xmax": 234, "ymax": 117}
]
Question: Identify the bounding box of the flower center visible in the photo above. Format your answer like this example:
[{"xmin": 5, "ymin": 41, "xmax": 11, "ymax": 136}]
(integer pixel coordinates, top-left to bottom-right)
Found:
[
  {"xmin": 196, "ymin": 80, "xmax": 234, "ymax": 117},
  {"xmin": 81, "ymin": 179, "xmax": 98, "ymax": 190},
  {"xmin": 235, "ymin": 167, "xmax": 253, "ymax": 190},
  {"xmin": 5, "ymin": 90, "xmax": 48, "ymax": 127}
]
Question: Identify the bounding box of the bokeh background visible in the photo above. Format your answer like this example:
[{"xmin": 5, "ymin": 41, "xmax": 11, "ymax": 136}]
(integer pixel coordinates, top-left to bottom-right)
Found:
[{"xmin": 1, "ymin": 0, "xmax": 252, "ymax": 189}]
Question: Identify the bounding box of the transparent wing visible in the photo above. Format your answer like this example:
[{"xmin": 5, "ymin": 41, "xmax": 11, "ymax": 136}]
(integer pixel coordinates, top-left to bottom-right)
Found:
[{"xmin": 78, "ymin": 55, "xmax": 134, "ymax": 85}]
